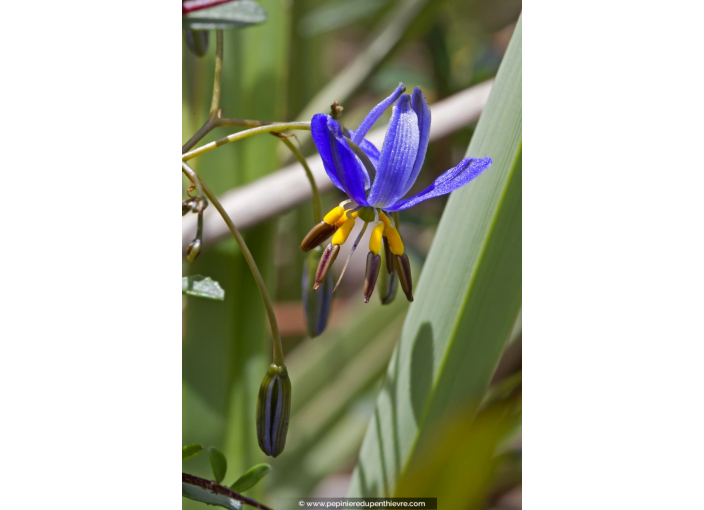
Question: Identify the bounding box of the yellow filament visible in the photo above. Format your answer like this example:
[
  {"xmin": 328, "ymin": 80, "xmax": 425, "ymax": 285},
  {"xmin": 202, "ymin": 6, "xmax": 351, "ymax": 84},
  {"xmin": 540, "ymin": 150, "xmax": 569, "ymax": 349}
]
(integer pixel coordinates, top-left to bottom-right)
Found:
[
  {"xmin": 323, "ymin": 206, "xmax": 345, "ymax": 225},
  {"xmin": 369, "ymin": 223, "xmax": 385, "ymax": 255},
  {"xmin": 386, "ymin": 226, "xmax": 404, "ymax": 255},
  {"xmin": 379, "ymin": 212, "xmax": 392, "ymax": 230},
  {"xmin": 334, "ymin": 209, "xmax": 359, "ymax": 227},
  {"xmin": 332, "ymin": 217, "xmax": 356, "ymax": 245}
]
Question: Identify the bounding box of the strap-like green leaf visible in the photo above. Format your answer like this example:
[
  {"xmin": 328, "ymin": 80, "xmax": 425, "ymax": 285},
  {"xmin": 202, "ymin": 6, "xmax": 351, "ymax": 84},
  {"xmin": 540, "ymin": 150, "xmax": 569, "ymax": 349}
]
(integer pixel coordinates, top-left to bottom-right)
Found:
[{"xmin": 348, "ymin": 15, "xmax": 522, "ymax": 498}]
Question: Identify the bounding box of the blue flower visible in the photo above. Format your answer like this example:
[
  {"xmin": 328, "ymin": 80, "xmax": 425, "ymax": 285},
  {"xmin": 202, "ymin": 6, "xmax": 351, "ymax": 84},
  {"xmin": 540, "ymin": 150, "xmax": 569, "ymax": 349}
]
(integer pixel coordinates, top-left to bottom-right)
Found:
[{"xmin": 300, "ymin": 83, "xmax": 492, "ymax": 304}]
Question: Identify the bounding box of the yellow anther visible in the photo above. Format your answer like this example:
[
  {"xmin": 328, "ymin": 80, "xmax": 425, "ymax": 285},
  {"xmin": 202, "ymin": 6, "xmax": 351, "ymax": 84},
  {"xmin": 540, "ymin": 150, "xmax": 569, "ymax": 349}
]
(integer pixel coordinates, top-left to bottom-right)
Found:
[
  {"xmin": 379, "ymin": 212, "xmax": 392, "ymax": 230},
  {"xmin": 369, "ymin": 223, "xmax": 385, "ymax": 255},
  {"xmin": 385, "ymin": 226, "xmax": 404, "ymax": 256},
  {"xmin": 323, "ymin": 206, "xmax": 345, "ymax": 225},
  {"xmin": 334, "ymin": 209, "xmax": 358, "ymax": 227},
  {"xmin": 332, "ymin": 217, "xmax": 356, "ymax": 245}
]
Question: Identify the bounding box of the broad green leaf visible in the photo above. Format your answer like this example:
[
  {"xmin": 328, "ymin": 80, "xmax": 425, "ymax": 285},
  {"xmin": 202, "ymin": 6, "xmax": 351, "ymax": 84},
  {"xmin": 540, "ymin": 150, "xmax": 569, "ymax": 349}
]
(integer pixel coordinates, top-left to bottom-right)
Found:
[
  {"xmin": 182, "ymin": 478, "xmax": 242, "ymax": 510},
  {"xmin": 183, "ymin": 0, "xmax": 267, "ymax": 30},
  {"xmin": 182, "ymin": 275, "xmax": 225, "ymax": 301},
  {"xmin": 208, "ymin": 446, "xmax": 228, "ymax": 484},
  {"xmin": 348, "ymin": 15, "xmax": 522, "ymax": 498},
  {"xmin": 230, "ymin": 463, "xmax": 272, "ymax": 493},
  {"xmin": 182, "ymin": 443, "xmax": 203, "ymax": 461}
]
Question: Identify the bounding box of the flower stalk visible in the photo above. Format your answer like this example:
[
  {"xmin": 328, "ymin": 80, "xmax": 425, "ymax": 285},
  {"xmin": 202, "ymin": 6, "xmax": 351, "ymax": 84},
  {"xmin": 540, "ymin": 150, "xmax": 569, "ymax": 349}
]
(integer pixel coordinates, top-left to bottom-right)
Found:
[{"xmin": 182, "ymin": 162, "xmax": 284, "ymax": 366}]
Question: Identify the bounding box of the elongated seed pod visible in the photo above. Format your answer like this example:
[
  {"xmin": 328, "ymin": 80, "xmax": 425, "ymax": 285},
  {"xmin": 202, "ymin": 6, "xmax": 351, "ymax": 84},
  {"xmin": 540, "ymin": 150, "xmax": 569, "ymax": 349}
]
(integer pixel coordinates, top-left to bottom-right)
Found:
[
  {"xmin": 302, "ymin": 249, "xmax": 332, "ymax": 337},
  {"xmin": 184, "ymin": 28, "xmax": 209, "ymax": 57},
  {"xmin": 256, "ymin": 364, "xmax": 291, "ymax": 458}
]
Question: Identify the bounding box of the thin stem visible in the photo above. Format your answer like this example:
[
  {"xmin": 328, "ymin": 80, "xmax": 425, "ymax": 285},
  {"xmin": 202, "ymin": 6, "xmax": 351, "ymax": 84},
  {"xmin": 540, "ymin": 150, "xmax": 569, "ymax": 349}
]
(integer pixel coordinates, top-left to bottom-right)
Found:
[
  {"xmin": 209, "ymin": 30, "xmax": 223, "ymax": 116},
  {"xmin": 182, "ymin": 122, "xmax": 311, "ymax": 162},
  {"xmin": 277, "ymin": 135, "xmax": 321, "ymax": 223},
  {"xmin": 334, "ymin": 222, "xmax": 369, "ymax": 293},
  {"xmin": 182, "ymin": 30, "xmax": 225, "ymax": 154},
  {"xmin": 182, "ymin": 162, "xmax": 284, "ymax": 366},
  {"xmin": 182, "ymin": 472, "xmax": 273, "ymax": 510},
  {"xmin": 216, "ymin": 117, "xmax": 272, "ymax": 128},
  {"xmin": 182, "ymin": 117, "xmax": 275, "ymax": 154}
]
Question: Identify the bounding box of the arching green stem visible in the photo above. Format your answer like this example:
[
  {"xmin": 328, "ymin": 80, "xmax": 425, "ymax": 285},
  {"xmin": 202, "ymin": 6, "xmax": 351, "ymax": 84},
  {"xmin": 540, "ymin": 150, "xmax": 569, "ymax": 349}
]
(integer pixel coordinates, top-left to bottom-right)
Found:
[
  {"xmin": 182, "ymin": 162, "xmax": 284, "ymax": 365},
  {"xmin": 182, "ymin": 122, "xmax": 311, "ymax": 162}
]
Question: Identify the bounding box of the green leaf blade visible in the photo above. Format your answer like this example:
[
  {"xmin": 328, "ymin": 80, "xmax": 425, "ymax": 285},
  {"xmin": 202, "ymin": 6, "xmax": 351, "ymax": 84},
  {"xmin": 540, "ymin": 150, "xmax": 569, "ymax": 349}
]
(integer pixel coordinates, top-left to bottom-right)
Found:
[
  {"xmin": 348, "ymin": 15, "xmax": 522, "ymax": 498},
  {"xmin": 208, "ymin": 446, "xmax": 228, "ymax": 484},
  {"xmin": 182, "ymin": 443, "xmax": 203, "ymax": 461},
  {"xmin": 182, "ymin": 275, "xmax": 225, "ymax": 301},
  {"xmin": 230, "ymin": 463, "xmax": 272, "ymax": 493}
]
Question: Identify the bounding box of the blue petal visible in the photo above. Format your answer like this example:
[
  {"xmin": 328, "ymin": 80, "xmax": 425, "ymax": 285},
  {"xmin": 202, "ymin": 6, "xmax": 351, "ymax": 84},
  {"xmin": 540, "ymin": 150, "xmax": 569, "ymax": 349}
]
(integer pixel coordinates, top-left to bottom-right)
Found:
[
  {"xmin": 326, "ymin": 118, "xmax": 370, "ymax": 206},
  {"xmin": 399, "ymin": 87, "xmax": 431, "ymax": 197},
  {"xmin": 384, "ymin": 157, "xmax": 492, "ymax": 212},
  {"xmin": 311, "ymin": 114, "xmax": 369, "ymax": 204},
  {"xmin": 348, "ymin": 129, "xmax": 380, "ymax": 169},
  {"xmin": 351, "ymin": 82, "xmax": 406, "ymax": 145},
  {"xmin": 311, "ymin": 114, "xmax": 345, "ymax": 193},
  {"xmin": 367, "ymin": 95, "xmax": 420, "ymax": 208}
]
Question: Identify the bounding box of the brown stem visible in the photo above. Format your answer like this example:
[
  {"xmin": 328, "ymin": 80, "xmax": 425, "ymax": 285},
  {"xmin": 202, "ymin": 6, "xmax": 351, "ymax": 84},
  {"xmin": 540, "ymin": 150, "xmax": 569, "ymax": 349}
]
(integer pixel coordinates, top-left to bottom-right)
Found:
[{"xmin": 182, "ymin": 472, "xmax": 273, "ymax": 510}]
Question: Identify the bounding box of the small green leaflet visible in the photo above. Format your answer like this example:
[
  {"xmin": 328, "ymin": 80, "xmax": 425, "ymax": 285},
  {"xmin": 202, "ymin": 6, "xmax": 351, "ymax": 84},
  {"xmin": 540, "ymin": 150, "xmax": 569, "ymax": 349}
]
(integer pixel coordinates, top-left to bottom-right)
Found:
[
  {"xmin": 182, "ymin": 275, "xmax": 225, "ymax": 301},
  {"xmin": 230, "ymin": 463, "xmax": 272, "ymax": 493},
  {"xmin": 208, "ymin": 446, "xmax": 228, "ymax": 485},
  {"xmin": 182, "ymin": 443, "xmax": 203, "ymax": 461}
]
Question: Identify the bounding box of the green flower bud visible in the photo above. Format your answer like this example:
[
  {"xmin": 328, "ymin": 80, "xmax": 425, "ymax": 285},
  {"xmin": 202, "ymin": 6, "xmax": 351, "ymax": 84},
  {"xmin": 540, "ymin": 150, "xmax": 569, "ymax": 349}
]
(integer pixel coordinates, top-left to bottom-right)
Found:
[
  {"xmin": 182, "ymin": 196, "xmax": 198, "ymax": 216},
  {"xmin": 378, "ymin": 264, "xmax": 398, "ymax": 304},
  {"xmin": 184, "ymin": 28, "xmax": 209, "ymax": 58},
  {"xmin": 303, "ymin": 249, "xmax": 332, "ymax": 337},
  {"xmin": 256, "ymin": 364, "xmax": 291, "ymax": 458},
  {"xmin": 186, "ymin": 238, "xmax": 202, "ymax": 262}
]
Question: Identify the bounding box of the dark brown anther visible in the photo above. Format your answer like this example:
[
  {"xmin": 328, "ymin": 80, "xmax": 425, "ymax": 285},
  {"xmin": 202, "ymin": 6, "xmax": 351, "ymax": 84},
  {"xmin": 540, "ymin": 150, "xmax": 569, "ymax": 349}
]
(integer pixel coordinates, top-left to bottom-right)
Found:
[
  {"xmin": 300, "ymin": 221, "xmax": 336, "ymax": 252},
  {"xmin": 314, "ymin": 243, "xmax": 340, "ymax": 291},
  {"xmin": 394, "ymin": 253, "xmax": 413, "ymax": 302},
  {"xmin": 383, "ymin": 236, "xmax": 394, "ymax": 274},
  {"xmin": 364, "ymin": 252, "xmax": 382, "ymax": 303}
]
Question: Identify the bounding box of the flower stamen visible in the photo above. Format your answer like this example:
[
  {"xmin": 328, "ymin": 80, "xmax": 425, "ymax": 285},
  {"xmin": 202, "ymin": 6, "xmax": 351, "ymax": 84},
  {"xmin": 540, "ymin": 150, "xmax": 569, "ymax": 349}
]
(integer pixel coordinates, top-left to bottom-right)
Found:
[{"xmin": 333, "ymin": 221, "xmax": 369, "ymax": 293}]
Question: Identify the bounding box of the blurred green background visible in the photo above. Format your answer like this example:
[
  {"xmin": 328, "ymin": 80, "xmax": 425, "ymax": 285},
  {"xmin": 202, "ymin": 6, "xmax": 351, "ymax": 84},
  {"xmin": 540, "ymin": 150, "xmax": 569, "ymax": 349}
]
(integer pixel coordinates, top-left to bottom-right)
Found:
[{"xmin": 183, "ymin": 1, "xmax": 521, "ymax": 508}]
